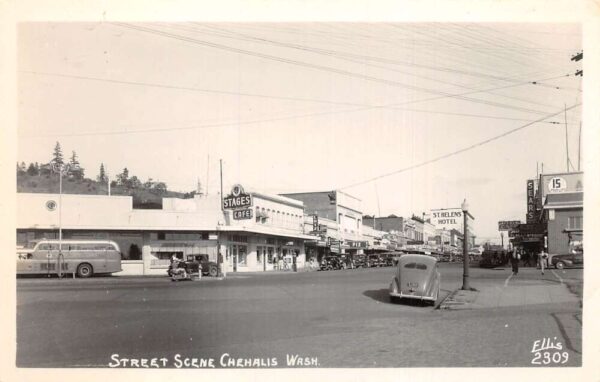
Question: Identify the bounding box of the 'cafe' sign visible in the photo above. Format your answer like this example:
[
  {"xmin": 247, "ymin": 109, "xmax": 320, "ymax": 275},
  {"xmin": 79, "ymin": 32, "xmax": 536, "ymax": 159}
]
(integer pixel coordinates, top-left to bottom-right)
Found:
[{"xmin": 223, "ymin": 184, "xmax": 253, "ymax": 220}]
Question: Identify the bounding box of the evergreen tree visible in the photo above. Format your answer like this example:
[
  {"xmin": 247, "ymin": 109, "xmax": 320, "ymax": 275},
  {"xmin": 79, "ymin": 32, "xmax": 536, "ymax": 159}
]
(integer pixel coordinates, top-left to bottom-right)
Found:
[
  {"xmin": 51, "ymin": 142, "xmax": 64, "ymax": 165},
  {"xmin": 69, "ymin": 151, "xmax": 80, "ymax": 167},
  {"xmin": 117, "ymin": 168, "xmax": 130, "ymax": 187},
  {"xmin": 152, "ymin": 182, "xmax": 167, "ymax": 195},
  {"xmin": 129, "ymin": 176, "xmax": 142, "ymax": 189},
  {"xmin": 143, "ymin": 178, "xmax": 154, "ymax": 189},
  {"xmin": 68, "ymin": 151, "xmax": 84, "ymax": 179},
  {"xmin": 97, "ymin": 163, "xmax": 107, "ymax": 183},
  {"xmin": 26, "ymin": 163, "xmax": 38, "ymax": 176}
]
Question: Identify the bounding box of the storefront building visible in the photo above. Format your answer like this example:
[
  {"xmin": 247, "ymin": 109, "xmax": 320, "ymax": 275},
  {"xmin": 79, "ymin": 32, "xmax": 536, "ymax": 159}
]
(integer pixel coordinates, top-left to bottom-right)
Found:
[
  {"xmin": 362, "ymin": 216, "xmax": 406, "ymax": 247},
  {"xmin": 220, "ymin": 187, "xmax": 313, "ymax": 272},
  {"xmin": 17, "ymin": 186, "xmax": 313, "ymax": 275},
  {"xmin": 511, "ymin": 171, "xmax": 583, "ymax": 256},
  {"xmin": 362, "ymin": 225, "xmax": 389, "ymax": 253},
  {"xmin": 281, "ymin": 190, "xmax": 364, "ymax": 258},
  {"xmin": 538, "ymin": 172, "xmax": 583, "ymax": 255}
]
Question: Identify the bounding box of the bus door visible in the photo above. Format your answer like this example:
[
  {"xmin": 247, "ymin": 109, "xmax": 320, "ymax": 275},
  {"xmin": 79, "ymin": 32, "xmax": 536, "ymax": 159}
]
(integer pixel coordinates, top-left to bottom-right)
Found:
[{"xmin": 40, "ymin": 243, "xmax": 58, "ymax": 275}]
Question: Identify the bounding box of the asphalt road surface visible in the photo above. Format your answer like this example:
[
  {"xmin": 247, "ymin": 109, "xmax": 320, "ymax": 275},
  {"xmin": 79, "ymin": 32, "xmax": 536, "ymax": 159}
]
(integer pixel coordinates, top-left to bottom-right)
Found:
[{"xmin": 16, "ymin": 263, "xmax": 582, "ymax": 368}]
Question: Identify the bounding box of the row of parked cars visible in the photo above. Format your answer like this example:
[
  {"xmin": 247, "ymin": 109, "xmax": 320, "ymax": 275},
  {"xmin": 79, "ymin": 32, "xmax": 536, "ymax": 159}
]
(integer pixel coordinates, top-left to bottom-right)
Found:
[{"xmin": 319, "ymin": 253, "xmax": 398, "ymax": 271}]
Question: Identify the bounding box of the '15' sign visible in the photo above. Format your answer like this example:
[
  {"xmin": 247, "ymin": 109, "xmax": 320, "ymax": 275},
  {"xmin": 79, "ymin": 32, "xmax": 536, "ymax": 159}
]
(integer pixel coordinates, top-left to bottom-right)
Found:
[{"xmin": 548, "ymin": 177, "xmax": 567, "ymax": 193}]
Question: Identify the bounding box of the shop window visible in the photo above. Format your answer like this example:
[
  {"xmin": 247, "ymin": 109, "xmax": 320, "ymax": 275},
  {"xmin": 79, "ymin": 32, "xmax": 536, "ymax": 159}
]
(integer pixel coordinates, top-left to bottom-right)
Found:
[
  {"xmin": 157, "ymin": 232, "xmax": 166, "ymax": 240},
  {"xmin": 267, "ymin": 247, "xmax": 274, "ymax": 263},
  {"xmin": 150, "ymin": 251, "xmax": 182, "ymax": 267},
  {"xmin": 17, "ymin": 232, "xmax": 27, "ymax": 246},
  {"xmin": 231, "ymin": 235, "xmax": 248, "ymax": 243},
  {"xmin": 568, "ymin": 216, "xmax": 582, "ymax": 230}
]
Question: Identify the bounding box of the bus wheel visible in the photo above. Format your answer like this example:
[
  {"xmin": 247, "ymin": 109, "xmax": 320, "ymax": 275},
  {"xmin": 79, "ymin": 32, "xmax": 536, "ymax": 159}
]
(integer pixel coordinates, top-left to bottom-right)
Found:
[{"xmin": 77, "ymin": 263, "xmax": 93, "ymax": 278}]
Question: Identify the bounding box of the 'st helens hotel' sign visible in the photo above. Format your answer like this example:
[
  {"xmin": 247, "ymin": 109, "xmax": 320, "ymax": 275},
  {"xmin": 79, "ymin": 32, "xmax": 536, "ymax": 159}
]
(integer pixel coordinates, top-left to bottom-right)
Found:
[{"xmin": 223, "ymin": 184, "xmax": 253, "ymax": 220}]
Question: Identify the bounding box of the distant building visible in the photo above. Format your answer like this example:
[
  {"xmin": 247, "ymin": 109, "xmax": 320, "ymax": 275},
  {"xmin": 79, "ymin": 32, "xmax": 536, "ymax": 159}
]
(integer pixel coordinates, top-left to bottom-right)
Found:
[
  {"xmin": 511, "ymin": 171, "xmax": 583, "ymax": 256},
  {"xmin": 281, "ymin": 190, "xmax": 365, "ymax": 257},
  {"xmin": 539, "ymin": 172, "xmax": 583, "ymax": 255}
]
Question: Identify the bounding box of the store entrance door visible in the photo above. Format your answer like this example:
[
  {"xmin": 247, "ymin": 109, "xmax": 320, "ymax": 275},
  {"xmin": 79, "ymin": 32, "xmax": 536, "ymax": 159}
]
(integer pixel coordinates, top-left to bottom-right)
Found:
[{"xmin": 232, "ymin": 245, "xmax": 238, "ymax": 272}]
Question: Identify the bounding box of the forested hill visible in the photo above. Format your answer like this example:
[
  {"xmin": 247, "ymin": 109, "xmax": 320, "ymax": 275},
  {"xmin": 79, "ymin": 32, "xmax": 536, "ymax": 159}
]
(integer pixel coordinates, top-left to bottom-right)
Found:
[{"xmin": 17, "ymin": 173, "xmax": 191, "ymax": 209}]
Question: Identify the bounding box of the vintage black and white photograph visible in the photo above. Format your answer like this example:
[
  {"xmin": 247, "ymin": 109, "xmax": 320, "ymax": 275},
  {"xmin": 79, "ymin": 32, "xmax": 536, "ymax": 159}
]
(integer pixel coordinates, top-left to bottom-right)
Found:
[{"xmin": 3, "ymin": 1, "xmax": 599, "ymax": 380}]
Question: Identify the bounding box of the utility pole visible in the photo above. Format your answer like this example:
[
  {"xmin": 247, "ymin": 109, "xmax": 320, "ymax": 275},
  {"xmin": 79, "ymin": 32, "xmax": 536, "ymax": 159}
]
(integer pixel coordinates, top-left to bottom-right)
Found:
[
  {"xmin": 461, "ymin": 199, "xmax": 471, "ymax": 290},
  {"xmin": 218, "ymin": 159, "xmax": 224, "ymax": 278},
  {"xmin": 564, "ymin": 104, "xmax": 570, "ymax": 172},
  {"xmin": 578, "ymin": 122, "xmax": 582, "ymax": 171},
  {"xmin": 572, "ymin": 51, "xmax": 582, "ymax": 76},
  {"xmin": 572, "ymin": 51, "xmax": 583, "ymax": 170},
  {"xmin": 206, "ymin": 154, "xmax": 210, "ymax": 197},
  {"xmin": 52, "ymin": 162, "xmax": 73, "ymax": 278}
]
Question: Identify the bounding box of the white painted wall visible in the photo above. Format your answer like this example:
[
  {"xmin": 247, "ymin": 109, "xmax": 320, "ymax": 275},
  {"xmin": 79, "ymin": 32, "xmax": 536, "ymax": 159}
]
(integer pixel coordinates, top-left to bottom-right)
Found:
[{"xmin": 17, "ymin": 193, "xmax": 224, "ymax": 230}]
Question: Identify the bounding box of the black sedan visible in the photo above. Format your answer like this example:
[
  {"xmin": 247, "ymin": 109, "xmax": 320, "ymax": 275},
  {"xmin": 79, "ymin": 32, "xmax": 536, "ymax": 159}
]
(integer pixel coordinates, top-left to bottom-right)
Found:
[{"xmin": 551, "ymin": 252, "xmax": 583, "ymax": 269}]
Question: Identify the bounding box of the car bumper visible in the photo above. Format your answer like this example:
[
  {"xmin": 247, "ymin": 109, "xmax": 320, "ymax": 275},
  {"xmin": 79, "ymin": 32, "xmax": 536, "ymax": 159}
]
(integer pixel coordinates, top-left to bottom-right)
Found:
[{"xmin": 389, "ymin": 290, "xmax": 436, "ymax": 302}]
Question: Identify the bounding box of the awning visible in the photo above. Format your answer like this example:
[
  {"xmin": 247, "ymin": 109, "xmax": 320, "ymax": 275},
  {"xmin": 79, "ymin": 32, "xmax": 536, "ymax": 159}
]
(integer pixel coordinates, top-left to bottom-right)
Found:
[
  {"xmin": 543, "ymin": 192, "xmax": 583, "ymax": 209},
  {"xmin": 216, "ymin": 225, "xmax": 316, "ymax": 240}
]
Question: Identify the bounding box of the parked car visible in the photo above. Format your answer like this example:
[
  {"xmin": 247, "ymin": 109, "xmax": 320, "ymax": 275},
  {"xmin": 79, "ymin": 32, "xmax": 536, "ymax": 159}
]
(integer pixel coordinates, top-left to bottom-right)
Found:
[
  {"xmin": 320, "ymin": 256, "xmax": 344, "ymax": 271},
  {"xmin": 353, "ymin": 254, "xmax": 368, "ymax": 268},
  {"xmin": 551, "ymin": 252, "xmax": 583, "ymax": 269},
  {"xmin": 479, "ymin": 250, "xmax": 509, "ymax": 268},
  {"xmin": 389, "ymin": 254, "xmax": 440, "ymax": 306},
  {"xmin": 167, "ymin": 254, "xmax": 219, "ymax": 277},
  {"xmin": 382, "ymin": 253, "xmax": 395, "ymax": 267},
  {"xmin": 367, "ymin": 254, "xmax": 384, "ymax": 267}
]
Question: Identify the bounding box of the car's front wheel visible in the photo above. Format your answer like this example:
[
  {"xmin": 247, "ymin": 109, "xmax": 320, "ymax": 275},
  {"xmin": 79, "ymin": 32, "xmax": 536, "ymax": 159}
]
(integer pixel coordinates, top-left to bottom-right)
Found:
[{"xmin": 555, "ymin": 261, "xmax": 565, "ymax": 270}]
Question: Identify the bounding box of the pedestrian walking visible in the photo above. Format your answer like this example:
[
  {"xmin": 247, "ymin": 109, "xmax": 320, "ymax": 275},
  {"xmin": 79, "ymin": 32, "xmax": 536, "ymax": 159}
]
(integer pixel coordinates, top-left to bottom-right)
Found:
[
  {"xmin": 539, "ymin": 250, "xmax": 548, "ymax": 275},
  {"xmin": 511, "ymin": 248, "xmax": 520, "ymax": 275}
]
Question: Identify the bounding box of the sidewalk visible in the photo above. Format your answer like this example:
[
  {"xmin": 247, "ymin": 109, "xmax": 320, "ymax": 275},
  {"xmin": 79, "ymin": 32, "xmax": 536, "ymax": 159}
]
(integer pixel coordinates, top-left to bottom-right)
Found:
[{"xmin": 439, "ymin": 270, "xmax": 580, "ymax": 310}]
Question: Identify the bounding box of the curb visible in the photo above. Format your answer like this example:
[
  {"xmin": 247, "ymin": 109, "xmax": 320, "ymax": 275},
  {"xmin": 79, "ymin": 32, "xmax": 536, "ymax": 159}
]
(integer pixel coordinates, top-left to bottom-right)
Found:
[
  {"xmin": 437, "ymin": 287, "xmax": 479, "ymax": 310},
  {"xmin": 435, "ymin": 288, "xmax": 458, "ymax": 310}
]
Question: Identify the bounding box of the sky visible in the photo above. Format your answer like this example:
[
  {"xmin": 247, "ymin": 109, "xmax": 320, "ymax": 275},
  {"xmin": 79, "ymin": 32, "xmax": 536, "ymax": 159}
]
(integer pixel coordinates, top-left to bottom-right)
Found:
[{"xmin": 16, "ymin": 22, "xmax": 583, "ymax": 243}]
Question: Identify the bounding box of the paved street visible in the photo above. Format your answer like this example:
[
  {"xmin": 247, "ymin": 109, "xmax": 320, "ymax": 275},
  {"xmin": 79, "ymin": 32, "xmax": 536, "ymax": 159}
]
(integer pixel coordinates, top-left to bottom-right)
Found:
[{"xmin": 16, "ymin": 264, "xmax": 582, "ymax": 368}]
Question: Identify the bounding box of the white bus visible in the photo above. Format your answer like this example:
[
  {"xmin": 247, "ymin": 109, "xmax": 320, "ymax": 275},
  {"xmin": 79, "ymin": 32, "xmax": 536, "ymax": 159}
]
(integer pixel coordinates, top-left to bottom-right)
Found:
[{"xmin": 17, "ymin": 240, "xmax": 122, "ymax": 278}]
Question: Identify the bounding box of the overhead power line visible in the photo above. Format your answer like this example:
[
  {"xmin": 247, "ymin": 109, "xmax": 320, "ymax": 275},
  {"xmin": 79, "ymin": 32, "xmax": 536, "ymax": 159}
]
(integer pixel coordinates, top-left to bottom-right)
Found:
[
  {"xmin": 20, "ymin": 70, "xmax": 573, "ymax": 138},
  {"xmin": 184, "ymin": 23, "xmax": 565, "ymax": 112},
  {"xmin": 339, "ymin": 103, "xmax": 581, "ymax": 190},
  {"xmin": 111, "ymin": 22, "xmax": 566, "ymax": 117}
]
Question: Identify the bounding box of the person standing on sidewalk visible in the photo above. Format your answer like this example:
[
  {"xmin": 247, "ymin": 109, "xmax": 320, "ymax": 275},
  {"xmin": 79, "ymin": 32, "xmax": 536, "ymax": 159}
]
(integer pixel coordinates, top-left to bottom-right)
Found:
[
  {"xmin": 539, "ymin": 250, "xmax": 548, "ymax": 275},
  {"xmin": 511, "ymin": 248, "xmax": 520, "ymax": 275}
]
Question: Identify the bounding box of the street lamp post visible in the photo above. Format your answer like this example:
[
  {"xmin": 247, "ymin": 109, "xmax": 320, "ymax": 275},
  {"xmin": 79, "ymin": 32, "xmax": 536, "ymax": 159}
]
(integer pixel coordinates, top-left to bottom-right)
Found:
[
  {"xmin": 51, "ymin": 162, "xmax": 72, "ymax": 278},
  {"xmin": 461, "ymin": 199, "xmax": 470, "ymax": 290}
]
